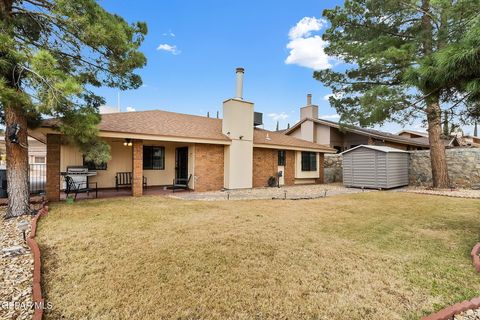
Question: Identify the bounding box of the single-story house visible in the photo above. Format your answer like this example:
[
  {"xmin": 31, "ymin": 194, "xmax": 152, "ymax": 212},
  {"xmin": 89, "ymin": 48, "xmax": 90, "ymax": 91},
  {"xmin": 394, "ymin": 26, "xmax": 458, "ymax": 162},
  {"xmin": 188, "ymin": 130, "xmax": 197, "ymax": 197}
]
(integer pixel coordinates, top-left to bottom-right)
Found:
[
  {"xmin": 397, "ymin": 130, "xmax": 428, "ymax": 139},
  {"xmin": 462, "ymin": 135, "xmax": 480, "ymax": 147},
  {"xmin": 0, "ymin": 137, "xmax": 46, "ymax": 166},
  {"xmin": 29, "ymin": 68, "xmax": 335, "ymax": 201},
  {"xmin": 284, "ymin": 95, "xmax": 430, "ymax": 152},
  {"xmin": 397, "ymin": 130, "xmax": 464, "ymax": 148}
]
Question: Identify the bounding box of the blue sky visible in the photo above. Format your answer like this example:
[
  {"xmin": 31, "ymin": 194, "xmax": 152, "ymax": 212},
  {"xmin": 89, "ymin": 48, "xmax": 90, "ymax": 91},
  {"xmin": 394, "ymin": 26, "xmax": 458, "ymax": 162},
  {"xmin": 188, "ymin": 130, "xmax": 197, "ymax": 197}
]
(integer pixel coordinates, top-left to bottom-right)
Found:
[{"xmin": 95, "ymin": 0, "xmax": 435, "ymax": 133}]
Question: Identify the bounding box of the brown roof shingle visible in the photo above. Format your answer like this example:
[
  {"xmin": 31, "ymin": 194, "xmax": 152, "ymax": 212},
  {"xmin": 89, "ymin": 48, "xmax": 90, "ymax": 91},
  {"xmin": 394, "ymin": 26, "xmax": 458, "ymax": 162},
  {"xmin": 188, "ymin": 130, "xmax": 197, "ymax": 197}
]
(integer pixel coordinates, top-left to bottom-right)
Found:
[
  {"xmin": 43, "ymin": 110, "xmax": 230, "ymax": 142},
  {"xmin": 254, "ymin": 128, "xmax": 335, "ymax": 152},
  {"xmin": 42, "ymin": 109, "xmax": 335, "ymax": 152},
  {"xmin": 98, "ymin": 110, "xmax": 230, "ymax": 141}
]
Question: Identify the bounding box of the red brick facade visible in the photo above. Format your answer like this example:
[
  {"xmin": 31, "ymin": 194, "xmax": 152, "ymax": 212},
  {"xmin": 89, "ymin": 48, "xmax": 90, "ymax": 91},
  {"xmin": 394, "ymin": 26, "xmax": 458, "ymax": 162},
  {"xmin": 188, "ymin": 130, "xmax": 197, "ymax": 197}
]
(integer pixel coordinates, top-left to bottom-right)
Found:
[
  {"xmin": 132, "ymin": 140, "xmax": 143, "ymax": 197},
  {"xmin": 284, "ymin": 150, "xmax": 295, "ymax": 185},
  {"xmin": 194, "ymin": 144, "xmax": 224, "ymax": 192},
  {"xmin": 46, "ymin": 134, "xmax": 61, "ymax": 202},
  {"xmin": 252, "ymin": 148, "xmax": 295, "ymax": 188}
]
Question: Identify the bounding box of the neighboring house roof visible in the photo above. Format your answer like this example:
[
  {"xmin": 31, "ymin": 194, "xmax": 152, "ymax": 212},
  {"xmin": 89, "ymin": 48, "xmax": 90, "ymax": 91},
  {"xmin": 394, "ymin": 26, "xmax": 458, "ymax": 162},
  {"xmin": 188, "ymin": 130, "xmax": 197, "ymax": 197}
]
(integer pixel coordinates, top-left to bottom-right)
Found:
[
  {"xmin": 41, "ymin": 109, "xmax": 335, "ymax": 152},
  {"xmin": 464, "ymin": 135, "xmax": 480, "ymax": 143},
  {"xmin": 284, "ymin": 118, "xmax": 430, "ymax": 148},
  {"xmin": 254, "ymin": 129, "xmax": 335, "ymax": 152},
  {"xmin": 341, "ymin": 145, "xmax": 410, "ymax": 154},
  {"xmin": 397, "ymin": 130, "xmax": 429, "ymax": 138}
]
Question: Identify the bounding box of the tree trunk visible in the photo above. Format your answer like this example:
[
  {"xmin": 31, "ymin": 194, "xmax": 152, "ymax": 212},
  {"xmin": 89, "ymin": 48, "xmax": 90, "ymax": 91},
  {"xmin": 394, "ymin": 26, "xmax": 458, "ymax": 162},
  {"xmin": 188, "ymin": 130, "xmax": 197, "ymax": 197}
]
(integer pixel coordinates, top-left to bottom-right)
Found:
[
  {"xmin": 4, "ymin": 105, "xmax": 30, "ymax": 218},
  {"xmin": 426, "ymin": 99, "xmax": 450, "ymax": 188},
  {"xmin": 421, "ymin": 0, "xmax": 449, "ymax": 189}
]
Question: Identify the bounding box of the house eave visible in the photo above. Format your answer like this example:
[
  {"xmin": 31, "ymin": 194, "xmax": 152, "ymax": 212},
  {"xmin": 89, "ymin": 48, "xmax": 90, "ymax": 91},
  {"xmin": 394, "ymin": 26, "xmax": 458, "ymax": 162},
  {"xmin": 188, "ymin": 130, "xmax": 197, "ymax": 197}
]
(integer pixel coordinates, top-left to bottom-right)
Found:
[
  {"xmin": 29, "ymin": 127, "xmax": 232, "ymax": 145},
  {"xmin": 253, "ymin": 143, "xmax": 336, "ymax": 153}
]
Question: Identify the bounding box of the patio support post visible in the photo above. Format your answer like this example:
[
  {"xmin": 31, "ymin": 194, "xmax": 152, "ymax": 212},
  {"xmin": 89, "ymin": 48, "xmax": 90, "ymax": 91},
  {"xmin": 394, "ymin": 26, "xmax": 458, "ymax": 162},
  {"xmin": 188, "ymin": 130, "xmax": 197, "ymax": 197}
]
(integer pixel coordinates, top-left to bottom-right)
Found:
[
  {"xmin": 132, "ymin": 139, "xmax": 143, "ymax": 197},
  {"xmin": 46, "ymin": 134, "xmax": 61, "ymax": 202}
]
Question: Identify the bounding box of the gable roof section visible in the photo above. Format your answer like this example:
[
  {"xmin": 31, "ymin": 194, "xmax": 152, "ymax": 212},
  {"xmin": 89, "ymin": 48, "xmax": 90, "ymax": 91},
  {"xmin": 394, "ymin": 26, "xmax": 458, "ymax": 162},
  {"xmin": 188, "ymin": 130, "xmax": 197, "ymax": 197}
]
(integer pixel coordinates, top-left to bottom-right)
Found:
[
  {"xmin": 41, "ymin": 109, "xmax": 335, "ymax": 152},
  {"xmin": 43, "ymin": 110, "xmax": 231, "ymax": 143},
  {"xmin": 285, "ymin": 118, "xmax": 430, "ymax": 148},
  {"xmin": 254, "ymin": 129, "xmax": 335, "ymax": 152},
  {"xmin": 397, "ymin": 130, "xmax": 429, "ymax": 138}
]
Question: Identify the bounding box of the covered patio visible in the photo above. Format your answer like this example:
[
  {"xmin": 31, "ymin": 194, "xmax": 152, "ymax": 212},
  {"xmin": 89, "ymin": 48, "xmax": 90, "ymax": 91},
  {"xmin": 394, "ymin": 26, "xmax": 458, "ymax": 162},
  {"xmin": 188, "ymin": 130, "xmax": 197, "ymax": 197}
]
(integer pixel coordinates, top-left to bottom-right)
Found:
[
  {"xmin": 44, "ymin": 135, "xmax": 196, "ymax": 201},
  {"xmin": 59, "ymin": 185, "xmax": 190, "ymax": 201}
]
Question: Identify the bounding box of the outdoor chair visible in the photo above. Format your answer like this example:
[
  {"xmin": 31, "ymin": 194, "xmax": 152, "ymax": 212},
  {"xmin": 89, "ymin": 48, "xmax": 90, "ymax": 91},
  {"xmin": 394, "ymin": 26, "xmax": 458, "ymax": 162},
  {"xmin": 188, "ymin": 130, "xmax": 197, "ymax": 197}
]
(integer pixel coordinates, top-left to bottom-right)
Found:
[
  {"xmin": 64, "ymin": 175, "xmax": 98, "ymax": 200},
  {"xmin": 172, "ymin": 174, "xmax": 192, "ymax": 193}
]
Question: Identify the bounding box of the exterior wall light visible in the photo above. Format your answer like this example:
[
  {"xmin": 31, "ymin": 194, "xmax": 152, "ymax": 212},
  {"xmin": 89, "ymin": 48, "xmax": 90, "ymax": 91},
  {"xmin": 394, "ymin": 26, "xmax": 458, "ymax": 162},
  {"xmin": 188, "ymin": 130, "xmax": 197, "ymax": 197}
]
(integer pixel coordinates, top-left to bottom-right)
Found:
[{"xmin": 123, "ymin": 139, "xmax": 132, "ymax": 147}]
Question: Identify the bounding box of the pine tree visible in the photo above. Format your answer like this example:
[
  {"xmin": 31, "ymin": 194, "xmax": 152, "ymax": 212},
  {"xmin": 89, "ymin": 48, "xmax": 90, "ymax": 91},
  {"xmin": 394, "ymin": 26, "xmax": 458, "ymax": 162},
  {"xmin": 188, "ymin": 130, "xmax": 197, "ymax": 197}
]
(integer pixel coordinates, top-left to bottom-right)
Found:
[
  {"xmin": 0, "ymin": 0, "xmax": 147, "ymax": 217},
  {"xmin": 276, "ymin": 121, "xmax": 279, "ymax": 131},
  {"xmin": 316, "ymin": 0, "xmax": 480, "ymax": 188},
  {"xmin": 442, "ymin": 110, "xmax": 449, "ymax": 137}
]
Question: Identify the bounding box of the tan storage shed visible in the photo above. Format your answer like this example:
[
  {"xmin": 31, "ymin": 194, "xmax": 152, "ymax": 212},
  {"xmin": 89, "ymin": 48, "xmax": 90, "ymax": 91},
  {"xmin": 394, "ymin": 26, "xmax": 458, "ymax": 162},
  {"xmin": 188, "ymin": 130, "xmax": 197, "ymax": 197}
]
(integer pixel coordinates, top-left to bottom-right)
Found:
[{"xmin": 341, "ymin": 145, "xmax": 409, "ymax": 189}]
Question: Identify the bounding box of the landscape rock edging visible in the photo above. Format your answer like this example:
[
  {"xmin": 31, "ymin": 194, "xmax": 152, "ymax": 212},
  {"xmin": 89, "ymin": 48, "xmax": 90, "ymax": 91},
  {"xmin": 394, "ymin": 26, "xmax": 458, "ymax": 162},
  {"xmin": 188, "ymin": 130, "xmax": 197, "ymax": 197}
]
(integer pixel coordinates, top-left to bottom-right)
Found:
[
  {"xmin": 27, "ymin": 204, "xmax": 48, "ymax": 320},
  {"xmin": 420, "ymin": 242, "xmax": 480, "ymax": 320}
]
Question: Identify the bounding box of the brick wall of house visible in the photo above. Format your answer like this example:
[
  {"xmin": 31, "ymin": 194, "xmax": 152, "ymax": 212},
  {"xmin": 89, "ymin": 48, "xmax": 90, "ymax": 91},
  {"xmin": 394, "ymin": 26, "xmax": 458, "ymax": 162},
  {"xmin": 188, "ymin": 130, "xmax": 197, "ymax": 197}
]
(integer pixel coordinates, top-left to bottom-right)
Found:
[
  {"xmin": 284, "ymin": 150, "xmax": 295, "ymax": 185},
  {"xmin": 253, "ymin": 148, "xmax": 276, "ymax": 188},
  {"xmin": 46, "ymin": 134, "xmax": 61, "ymax": 202},
  {"xmin": 132, "ymin": 139, "xmax": 143, "ymax": 197},
  {"xmin": 194, "ymin": 144, "xmax": 224, "ymax": 192},
  {"xmin": 252, "ymin": 148, "xmax": 296, "ymax": 188}
]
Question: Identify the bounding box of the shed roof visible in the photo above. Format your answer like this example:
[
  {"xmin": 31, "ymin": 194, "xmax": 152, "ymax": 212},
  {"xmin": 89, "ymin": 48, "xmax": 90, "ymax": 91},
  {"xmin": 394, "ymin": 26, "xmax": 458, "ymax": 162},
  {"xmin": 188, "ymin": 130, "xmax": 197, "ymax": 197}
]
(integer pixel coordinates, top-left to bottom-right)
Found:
[{"xmin": 340, "ymin": 145, "xmax": 410, "ymax": 154}]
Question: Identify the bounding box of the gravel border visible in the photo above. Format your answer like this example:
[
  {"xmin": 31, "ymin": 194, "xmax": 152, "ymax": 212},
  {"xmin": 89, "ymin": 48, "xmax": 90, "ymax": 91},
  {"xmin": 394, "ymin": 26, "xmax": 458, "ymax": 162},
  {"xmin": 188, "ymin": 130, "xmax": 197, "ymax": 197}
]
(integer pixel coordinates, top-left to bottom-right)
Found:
[
  {"xmin": 1, "ymin": 214, "xmax": 34, "ymax": 320},
  {"xmin": 403, "ymin": 187, "xmax": 480, "ymax": 199}
]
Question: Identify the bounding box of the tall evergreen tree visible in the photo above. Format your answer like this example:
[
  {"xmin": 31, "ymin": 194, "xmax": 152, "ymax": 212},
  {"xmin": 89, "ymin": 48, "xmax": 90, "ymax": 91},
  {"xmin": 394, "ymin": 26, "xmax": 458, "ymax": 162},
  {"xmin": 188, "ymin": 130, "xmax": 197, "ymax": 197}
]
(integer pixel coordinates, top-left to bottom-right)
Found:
[
  {"xmin": 442, "ymin": 110, "xmax": 450, "ymax": 137},
  {"xmin": 276, "ymin": 121, "xmax": 279, "ymax": 131},
  {"xmin": 0, "ymin": 0, "xmax": 147, "ymax": 217},
  {"xmin": 316, "ymin": 0, "xmax": 480, "ymax": 188}
]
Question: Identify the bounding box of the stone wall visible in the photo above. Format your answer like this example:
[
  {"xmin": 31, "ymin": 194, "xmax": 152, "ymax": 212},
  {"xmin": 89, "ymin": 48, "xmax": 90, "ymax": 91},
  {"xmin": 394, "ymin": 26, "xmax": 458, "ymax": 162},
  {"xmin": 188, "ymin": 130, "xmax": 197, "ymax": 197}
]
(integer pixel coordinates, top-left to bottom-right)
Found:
[
  {"xmin": 324, "ymin": 154, "xmax": 342, "ymax": 183},
  {"xmin": 409, "ymin": 148, "xmax": 480, "ymax": 189}
]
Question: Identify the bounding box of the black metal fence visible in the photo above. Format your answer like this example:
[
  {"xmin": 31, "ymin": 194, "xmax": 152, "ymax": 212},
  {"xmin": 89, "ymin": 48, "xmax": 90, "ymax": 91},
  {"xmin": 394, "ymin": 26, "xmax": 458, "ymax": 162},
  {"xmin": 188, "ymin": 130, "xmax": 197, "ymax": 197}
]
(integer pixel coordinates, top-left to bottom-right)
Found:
[
  {"xmin": 29, "ymin": 164, "xmax": 46, "ymax": 195},
  {"xmin": 0, "ymin": 164, "xmax": 46, "ymax": 198}
]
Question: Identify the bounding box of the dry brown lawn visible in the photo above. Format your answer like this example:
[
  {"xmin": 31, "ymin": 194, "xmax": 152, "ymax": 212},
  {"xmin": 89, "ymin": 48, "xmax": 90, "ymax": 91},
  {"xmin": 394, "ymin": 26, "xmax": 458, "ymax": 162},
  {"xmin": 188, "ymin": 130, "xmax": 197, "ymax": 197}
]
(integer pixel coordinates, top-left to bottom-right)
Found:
[{"xmin": 37, "ymin": 192, "xmax": 480, "ymax": 320}]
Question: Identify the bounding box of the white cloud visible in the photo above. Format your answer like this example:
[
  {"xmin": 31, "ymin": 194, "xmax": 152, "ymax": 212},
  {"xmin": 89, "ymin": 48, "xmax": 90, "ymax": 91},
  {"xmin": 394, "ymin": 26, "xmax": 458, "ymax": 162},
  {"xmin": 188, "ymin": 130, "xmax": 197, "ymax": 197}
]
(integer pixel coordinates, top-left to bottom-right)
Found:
[
  {"xmin": 323, "ymin": 93, "xmax": 335, "ymax": 101},
  {"xmin": 162, "ymin": 32, "xmax": 176, "ymax": 37},
  {"xmin": 126, "ymin": 107, "xmax": 136, "ymax": 112},
  {"xmin": 319, "ymin": 114, "xmax": 340, "ymax": 120},
  {"xmin": 268, "ymin": 112, "xmax": 289, "ymax": 121},
  {"xmin": 157, "ymin": 44, "xmax": 181, "ymax": 55},
  {"xmin": 288, "ymin": 17, "xmax": 325, "ymax": 40},
  {"xmin": 323, "ymin": 92, "xmax": 343, "ymax": 101},
  {"xmin": 285, "ymin": 17, "xmax": 334, "ymax": 70}
]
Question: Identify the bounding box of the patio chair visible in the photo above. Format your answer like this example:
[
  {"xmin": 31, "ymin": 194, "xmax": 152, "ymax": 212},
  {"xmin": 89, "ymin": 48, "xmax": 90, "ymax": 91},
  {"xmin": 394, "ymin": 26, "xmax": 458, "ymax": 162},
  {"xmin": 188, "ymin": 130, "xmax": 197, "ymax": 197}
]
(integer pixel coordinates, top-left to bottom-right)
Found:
[
  {"xmin": 172, "ymin": 174, "xmax": 192, "ymax": 193},
  {"xmin": 64, "ymin": 175, "xmax": 98, "ymax": 200}
]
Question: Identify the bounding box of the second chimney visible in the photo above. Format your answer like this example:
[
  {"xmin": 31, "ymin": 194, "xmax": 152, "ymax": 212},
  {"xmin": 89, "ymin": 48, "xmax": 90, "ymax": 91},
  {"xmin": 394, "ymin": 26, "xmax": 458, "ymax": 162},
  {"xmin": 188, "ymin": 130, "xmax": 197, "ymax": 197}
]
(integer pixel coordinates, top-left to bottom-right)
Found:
[
  {"xmin": 300, "ymin": 93, "xmax": 318, "ymax": 120},
  {"xmin": 307, "ymin": 93, "xmax": 312, "ymax": 106},
  {"xmin": 235, "ymin": 67, "xmax": 244, "ymax": 100}
]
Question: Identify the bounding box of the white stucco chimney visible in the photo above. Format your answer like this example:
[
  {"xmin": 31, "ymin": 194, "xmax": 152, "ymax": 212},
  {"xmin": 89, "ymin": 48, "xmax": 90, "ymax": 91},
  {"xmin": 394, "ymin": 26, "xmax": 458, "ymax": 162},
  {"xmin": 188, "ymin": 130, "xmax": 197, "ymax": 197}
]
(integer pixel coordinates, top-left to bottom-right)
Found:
[
  {"xmin": 300, "ymin": 93, "xmax": 318, "ymax": 120},
  {"xmin": 235, "ymin": 67, "xmax": 244, "ymax": 100},
  {"xmin": 222, "ymin": 67, "xmax": 254, "ymax": 190}
]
